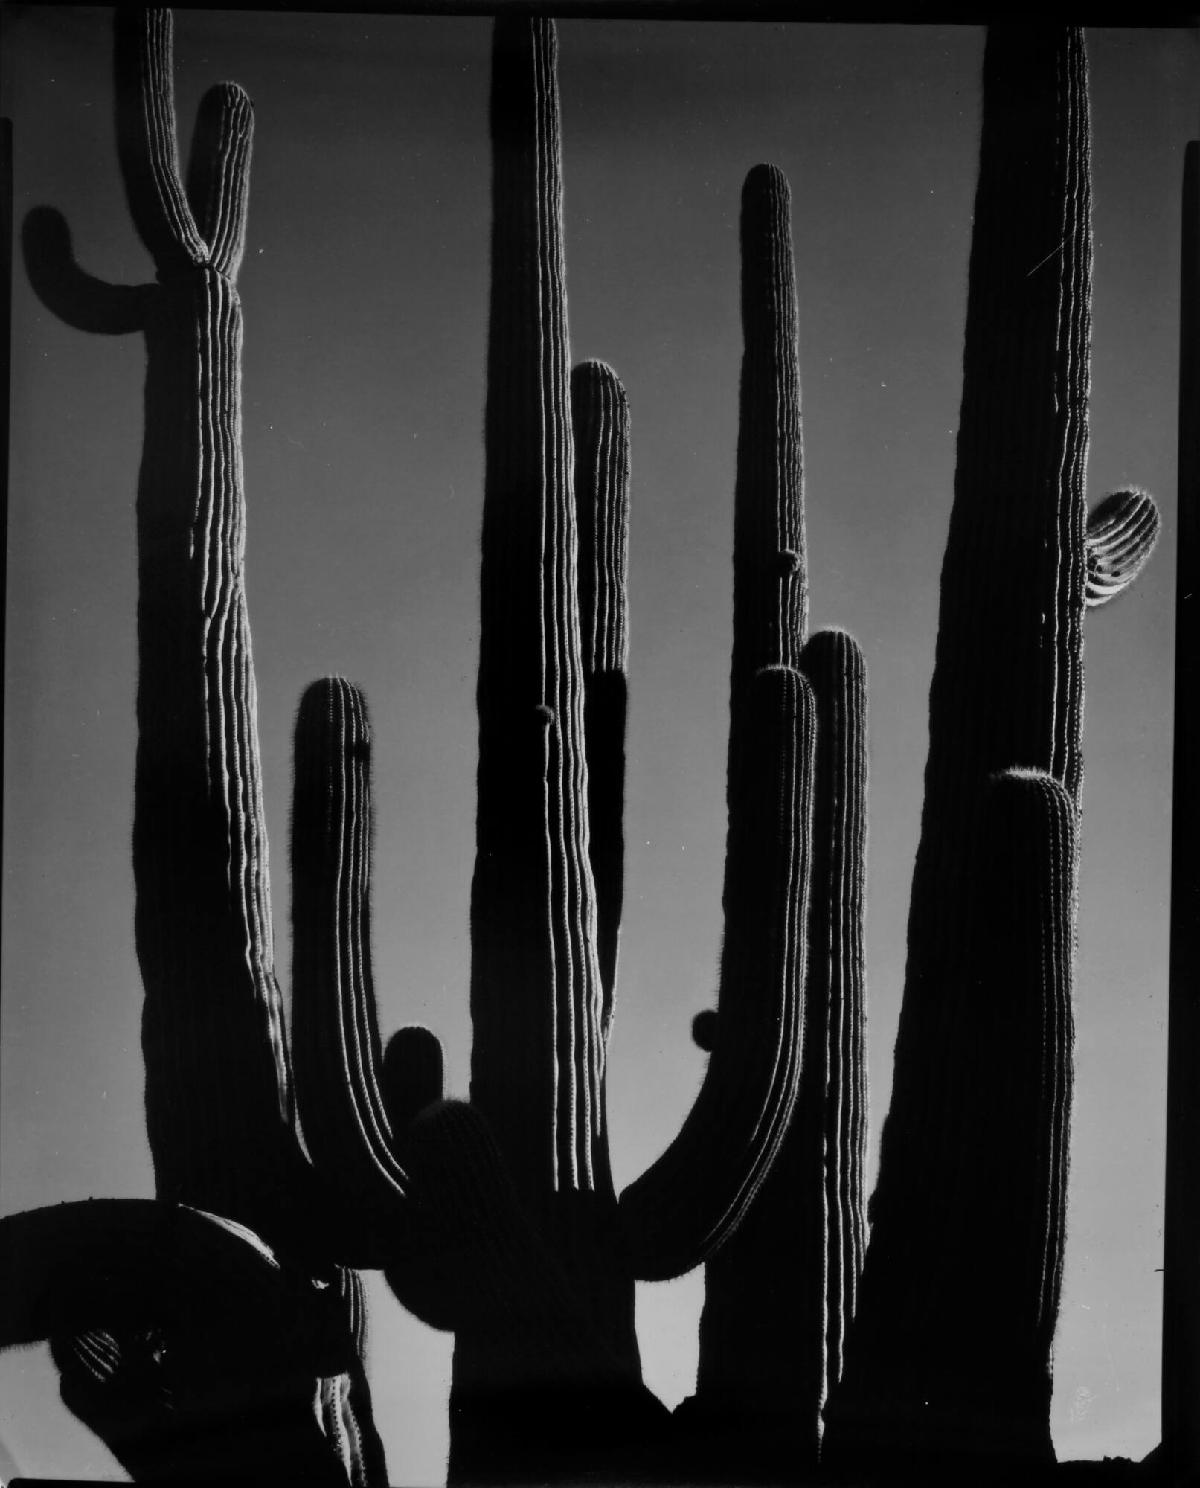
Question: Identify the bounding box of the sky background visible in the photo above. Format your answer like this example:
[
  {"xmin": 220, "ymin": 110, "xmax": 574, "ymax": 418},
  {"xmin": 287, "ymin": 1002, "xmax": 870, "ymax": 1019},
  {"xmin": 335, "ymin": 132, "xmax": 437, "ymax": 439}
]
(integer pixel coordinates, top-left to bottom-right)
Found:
[{"xmin": 1, "ymin": 10, "xmax": 1195, "ymax": 1484}]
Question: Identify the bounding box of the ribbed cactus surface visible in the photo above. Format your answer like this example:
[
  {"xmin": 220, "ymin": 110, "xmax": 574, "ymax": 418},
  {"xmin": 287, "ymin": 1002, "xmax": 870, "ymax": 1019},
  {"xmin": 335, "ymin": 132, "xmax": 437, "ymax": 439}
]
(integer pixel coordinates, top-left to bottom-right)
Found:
[
  {"xmin": 573, "ymin": 359, "xmax": 631, "ymax": 1016},
  {"xmin": 826, "ymin": 28, "xmax": 1092, "ymax": 1465},
  {"xmin": 1163, "ymin": 138, "xmax": 1200, "ymax": 1484},
  {"xmin": 680, "ymin": 165, "xmax": 869, "ymax": 1480},
  {"xmin": 1085, "ymin": 488, "xmax": 1162, "ymax": 607}
]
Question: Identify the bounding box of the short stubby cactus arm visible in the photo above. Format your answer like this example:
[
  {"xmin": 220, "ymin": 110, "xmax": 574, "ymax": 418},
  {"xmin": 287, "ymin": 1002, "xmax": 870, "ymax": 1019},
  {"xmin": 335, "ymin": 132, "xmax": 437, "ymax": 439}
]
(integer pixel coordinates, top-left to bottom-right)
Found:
[
  {"xmin": 572, "ymin": 359, "xmax": 631, "ymax": 1023},
  {"xmin": 618, "ymin": 665, "xmax": 815, "ymax": 1281},
  {"xmin": 826, "ymin": 770, "xmax": 1074, "ymax": 1468},
  {"xmin": 1085, "ymin": 488, "xmax": 1162, "ymax": 606},
  {"xmin": 470, "ymin": 15, "xmax": 607, "ymax": 1201}
]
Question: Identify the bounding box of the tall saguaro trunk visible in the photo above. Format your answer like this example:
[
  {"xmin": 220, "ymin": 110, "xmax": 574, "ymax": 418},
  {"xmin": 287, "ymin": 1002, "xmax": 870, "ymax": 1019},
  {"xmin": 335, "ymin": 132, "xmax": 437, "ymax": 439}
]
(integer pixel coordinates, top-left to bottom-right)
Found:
[{"xmin": 1163, "ymin": 138, "xmax": 1200, "ymax": 1485}]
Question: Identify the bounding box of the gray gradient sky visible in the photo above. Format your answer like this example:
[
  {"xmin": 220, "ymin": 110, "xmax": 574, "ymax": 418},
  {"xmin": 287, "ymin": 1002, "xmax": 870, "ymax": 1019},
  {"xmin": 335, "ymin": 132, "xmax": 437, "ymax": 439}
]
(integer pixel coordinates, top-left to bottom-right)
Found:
[{"xmin": 1, "ymin": 11, "xmax": 1195, "ymax": 1483}]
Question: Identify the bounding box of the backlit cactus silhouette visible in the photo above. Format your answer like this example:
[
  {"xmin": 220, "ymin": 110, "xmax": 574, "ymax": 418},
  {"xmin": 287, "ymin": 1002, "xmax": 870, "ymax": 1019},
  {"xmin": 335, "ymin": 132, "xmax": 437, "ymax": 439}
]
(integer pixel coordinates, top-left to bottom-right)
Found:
[
  {"xmin": 1162, "ymin": 138, "xmax": 1199, "ymax": 1488},
  {"xmin": 10, "ymin": 10, "xmax": 1172, "ymax": 1486},
  {"xmin": 674, "ymin": 165, "xmax": 870, "ymax": 1483},
  {"xmin": 288, "ymin": 21, "xmax": 816, "ymax": 1478},
  {"xmin": 20, "ymin": 12, "xmax": 388, "ymax": 1480},
  {"xmin": 823, "ymin": 27, "xmax": 1160, "ymax": 1472},
  {"xmin": 20, "ymin": 9, "xmax": 820, "ymax": 1484}
]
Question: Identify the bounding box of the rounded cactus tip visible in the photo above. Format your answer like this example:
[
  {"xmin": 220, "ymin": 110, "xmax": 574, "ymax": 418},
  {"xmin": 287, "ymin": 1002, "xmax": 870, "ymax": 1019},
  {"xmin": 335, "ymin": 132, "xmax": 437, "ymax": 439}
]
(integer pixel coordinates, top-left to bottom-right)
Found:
[
  {"xmin": 535, "ymin": 703, "xmax": 556, "ymax": 728},
  {"xmin": 382, "ymin": 1026, "xmax": 446, "ymax": 1131},
  {"xmin": 1085, "ymin": 487, "xmax": 1162, "ymax": 608},
  {"xmin": 692, "ymin": 1008, "xmax": 718, "ymax": 1052},
  {"xmin": 775, "ymin": 548, "xmax": 801, "ymax": 575},
  {"xmin": 743, "ymin": 161, "xmax": 790, "ymax": 203}
]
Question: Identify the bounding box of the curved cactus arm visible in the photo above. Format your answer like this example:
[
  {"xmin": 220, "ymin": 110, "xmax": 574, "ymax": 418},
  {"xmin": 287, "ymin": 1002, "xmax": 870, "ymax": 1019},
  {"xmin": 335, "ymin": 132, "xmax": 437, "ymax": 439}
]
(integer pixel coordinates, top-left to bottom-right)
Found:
[
  {"xmin": 470, "ymin": 15, "xmax": 606, "ymax": 1201},
  {"xmin": 618, "ymin": 665, "xmax": 814, "ymax": 1281},
  {"xmin": 572, "ymin": 359, "xmax": 631, "ymax": 1022},
  {"xmin": 1085, "ymin": 487, "xmax": 1162, "ymax": 606},
  {"xmin": 291, "ymin": 677, "xmax": 424, "ymax": 1233},
  {"xmin": 114, "ymin": 8, "xmax": 211, "ymax": 272},
  {"xmin": 22, "ymin": 207, "xmax": 150, "ymax": 334},
  {"xmin": 682, "ymin": 630, "xmax": 867, "ymax": 1476},
  {"xmin": 0, "ymin": 1200, "xmax": 348, "ymax": 1370},
  {"xmin": 827, "ymin": 770, "xmax": 1074, "ymax": 1468}
]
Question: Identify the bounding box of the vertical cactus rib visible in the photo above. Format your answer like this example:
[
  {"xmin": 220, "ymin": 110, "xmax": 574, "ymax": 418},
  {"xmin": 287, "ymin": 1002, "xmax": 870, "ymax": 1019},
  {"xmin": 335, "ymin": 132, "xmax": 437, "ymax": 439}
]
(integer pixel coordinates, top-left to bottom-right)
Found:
[
  {"xmin": 115, "ymin": 9, "xmax": 208, "ymax": 272},
  {"xmin": 291, "ymin": 679, "xmax": 418, "ymax": 1230},
  {"xmin": 827, "ymin": 29, "xmax": 1090, "ymax": 1463},
  {"xmin": 688, "ymin": 629, "xmax": 867, "ymax": 1477},
  {"xmin": 572, "ymin": 359, "xmax": 631, "ymax": 1019},
  {"xmin": 1085, "ymin": 488, "xmax": 1162, "ymax": 607},
  {"xmin": 618, "ymin": 664, "xmax": 815, "ymax": 1281},
  {"xmin": 799, "ymin": 628, "xmax": 868, "ymax": 1423},
  {"xmin": 119, "ymin": 7, "xmax": 299, "ymax": 1233},
  {"xmin": 1163, "ymin": 138, "xmax": 1200, "ymax": 1482},
  {"xmin": 184, "ymin": 82, "xmax": 253, "ymax": 279},
  {"xmin": 834, "ymin": 771, "xmax": 1075, "ymax": 1466},
  {"xmin": 471, "ymin": 15, "xmax": 605, "ymax": 1199}
]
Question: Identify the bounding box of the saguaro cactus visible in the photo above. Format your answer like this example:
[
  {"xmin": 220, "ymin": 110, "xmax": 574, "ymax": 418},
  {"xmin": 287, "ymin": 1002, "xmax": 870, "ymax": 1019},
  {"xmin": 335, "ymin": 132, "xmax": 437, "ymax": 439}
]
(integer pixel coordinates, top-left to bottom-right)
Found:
[
  {"xmin": 1162, "ymin": 138, "xmax": 1199, "ymax": 1486},
  {"xmin": 677, "ymin": 163, "xmax": 870, "ymax": 1482},
  {"xmin": 824, "ymin": 27, "xmax": 1159, "ymax": 1471}
]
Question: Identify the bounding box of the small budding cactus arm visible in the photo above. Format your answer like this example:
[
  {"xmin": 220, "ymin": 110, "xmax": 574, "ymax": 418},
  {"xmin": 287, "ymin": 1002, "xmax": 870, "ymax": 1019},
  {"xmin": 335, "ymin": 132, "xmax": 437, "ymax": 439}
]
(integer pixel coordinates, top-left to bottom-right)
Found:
[
  {"xmin": 1085, "ymin": 487, "xmax": 1161, "ymax": 606},
  {"xmin": 677, "ymin": 166, "xmax": 868, "ymax": 1481},
  {"xmin": 825, "ymin": 27, "xmax": 1156, "ymax": 1467},
  {"xmin": 1162, "ymin": 138, "xmax": 1200, "ymax": 1485}
]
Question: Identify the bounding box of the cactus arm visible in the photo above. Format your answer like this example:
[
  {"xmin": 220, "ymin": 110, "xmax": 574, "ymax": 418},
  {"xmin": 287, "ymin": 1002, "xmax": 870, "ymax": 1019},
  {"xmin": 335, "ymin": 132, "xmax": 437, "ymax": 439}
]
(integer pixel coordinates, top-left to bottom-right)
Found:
[
  {"xmin": 684, "ymin": 629, "xmax": 867, "ymax": 1477},
  {"xmin": 470, "ymin": 15, "xmax": 606, "ymax": 1202},
  {"xmin": 617, "ymin": 162, "xmax": 812, "ymax": 1284},
  {"xmin": 618, "ymin": 664, "xmax": 815, "ymax": 1281},
  {"xmin": 114, "ymin": 8, "xmax": 208, "ymax": 272},
  {"xmin": 22, "ymin": 207, "xmax": 149, "ymax": 334},
  {"xmin": 1085, "ymin": 487, "xmax": 1162, "ymax": 606},
  {"xmin": 184, "ymin": 82, "xmax": 253, "ymax": 279},
  {"xmin": 291, "ymin": 677, "xmax": 414, "ymax": 1226},
  {"xmin": 828, "ymin": 770, "xmax": 1074, "ymax": 1466},
  {"xmin": 572, "ymin": 359, "xmax": 630, "ymax": 1022},
  {"xmin": 0, "ymin": 1200, "xmax": 347, "ymax": 1368}
]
